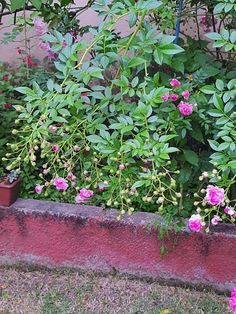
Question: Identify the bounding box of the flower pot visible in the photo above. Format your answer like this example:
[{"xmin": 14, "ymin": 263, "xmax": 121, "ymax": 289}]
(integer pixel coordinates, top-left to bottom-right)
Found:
[{"xmin": 0, "ymin": 177, "xmax": 21, "ymax": 207}]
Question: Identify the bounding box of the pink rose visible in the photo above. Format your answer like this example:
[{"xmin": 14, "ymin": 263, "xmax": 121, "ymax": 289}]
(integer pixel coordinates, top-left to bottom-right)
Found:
[
  {"xmin": 39, "ymin": 41, "xmax": 50, "ymax": 51},
  {"xmin": 170, "ymin": 79, "xmax": 181, "ymax": 87},
  {"xmin": 231, "ymin": 288, "xmax": 236, "ymax": 298},
  {"xmin": 161, "ymin": 92, "xmax": 169, "ymax": 102},
  {"xmin": 211, "ymin": 215, "xmax": 221, "ymax": 225},
  {"xmin": 229, "ymin": 296, "xmax": 236, "ymax": 311},
  {"xmin": 75, "ymin": 194, "xmax": 85, "ymax": 203},
  {"xmin": 35, "ymin": 185, "xmax": 43, "ymax": 194},
  {"xmin": 178, "ymin": 101, "xmax": 193, "ymax": 116},
  {"xmin": 52, "ymin": 144, "xmax": 59, "ymax": 152},
  {"xmin": 80, "ymin": 188, "xmax": 93, "ymax": 198},
  {"xmin": 224, "ymin": 206, "xmax": 235, "ymax": 216},
  {"xmin": 170, "ymin": 94, "xmax": 178, "ymax": 101},
  {"xmin": 182, "ymin": 90, "xmax": 190, "ymax": 100},
  {"xmin": 188, "ymin": 214, "xmax": 204, "ymax": 232},
  {"xmin": 53, "ymin": 178, "xmax": 68, "ymax": 190},
  {"xmin": 75, "ymin": 188, "xmax": 93, "ymax": 203},
  {"xmin": 205, "ymin": 185, "xmax": 224, "ymax": 206},
  {"xmin": 33, "ymin": 18, "xmax": 47, "ymax": 36}
]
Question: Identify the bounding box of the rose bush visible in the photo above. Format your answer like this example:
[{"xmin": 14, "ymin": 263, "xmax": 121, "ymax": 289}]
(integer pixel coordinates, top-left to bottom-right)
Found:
[{"xmin": 1, "ymin": 0, "xmax": 235, "ymax": 233}]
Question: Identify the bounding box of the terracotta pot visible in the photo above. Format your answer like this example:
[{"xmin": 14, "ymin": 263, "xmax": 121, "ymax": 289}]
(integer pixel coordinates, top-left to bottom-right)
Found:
[{"xmin": 0, "ymin": 177, "xmax": 21, "ymax": 207}]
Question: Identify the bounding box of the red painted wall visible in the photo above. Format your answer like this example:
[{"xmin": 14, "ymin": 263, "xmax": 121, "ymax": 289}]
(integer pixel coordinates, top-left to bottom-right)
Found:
[{"xmin": 0, "ymin": 199, "xmax": 235, "ymax": 292}]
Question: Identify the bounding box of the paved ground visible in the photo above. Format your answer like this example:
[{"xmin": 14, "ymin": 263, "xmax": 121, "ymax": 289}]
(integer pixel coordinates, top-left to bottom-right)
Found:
[{"xmin": 0, "ymin": 267, "xmax": 231, "ymax": 314}]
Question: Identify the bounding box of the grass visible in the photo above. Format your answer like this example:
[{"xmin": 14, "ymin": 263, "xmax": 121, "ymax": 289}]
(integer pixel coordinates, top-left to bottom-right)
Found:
[{"xmin": 0, "ymin": 267, "xmax": 231, "ymax": 314}]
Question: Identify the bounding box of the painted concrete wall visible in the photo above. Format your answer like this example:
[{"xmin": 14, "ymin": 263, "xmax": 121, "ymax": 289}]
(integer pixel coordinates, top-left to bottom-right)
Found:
[
  {"xmin": 0, "ymin": 1, "xmax": 207, "ymax": 64},
  {"xmin": 0, "ymin": 198, "xmax": 236, "ymax": 292}
]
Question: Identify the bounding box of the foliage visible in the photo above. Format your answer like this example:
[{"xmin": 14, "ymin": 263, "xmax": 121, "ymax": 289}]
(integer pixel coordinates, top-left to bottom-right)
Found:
[{"xmin": 0, "ymin": 0, "xmax": 235, "ymax": 232}]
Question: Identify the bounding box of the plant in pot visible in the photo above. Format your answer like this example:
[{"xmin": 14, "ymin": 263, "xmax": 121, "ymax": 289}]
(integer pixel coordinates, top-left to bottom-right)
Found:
[{"xmin": 0, "ymin": 170, "xmax": 21, "ymax": 207}]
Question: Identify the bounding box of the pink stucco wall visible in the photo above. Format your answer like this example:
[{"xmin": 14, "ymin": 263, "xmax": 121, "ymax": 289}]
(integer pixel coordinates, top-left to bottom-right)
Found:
[{"xmin": 0, "ymin": 0, "xmax": 130, "ymax": 64}]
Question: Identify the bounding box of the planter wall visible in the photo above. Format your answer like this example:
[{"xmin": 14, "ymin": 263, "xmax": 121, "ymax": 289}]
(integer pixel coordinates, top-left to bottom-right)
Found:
[{"xmin": 0, "ymin": 198, "xmax": 235, "ymax": 292}]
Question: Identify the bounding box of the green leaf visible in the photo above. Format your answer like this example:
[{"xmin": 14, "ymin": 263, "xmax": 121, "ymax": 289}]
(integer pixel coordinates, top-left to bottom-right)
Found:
[
  {"xmin": 154, "ymin": 49, "xmax": 163, "ymax": 65},
  {"xmin": 200, "ymin": 85, "xmax": 216, "ymax": 94},
  {"xmin": 206, "ymin": 32, "xmax": 222, "ymax": 40},
  {"xmin": 208, "ymin": 139, "xmax": 219, "ymax": 151},
  {"xmin": 159, "ymin": 44, "xmax": 184, "ymax": 55},
  {"xmin": 215, "ymin": 79, "xmax": 224, "ymax": 91},
  {"xmin": 31, "ymin": 0, "xmax": 42, "ymax": 9},
  {"xmin": 128, "ymin": 11, "xmax": 137, "ymax": 28},
  {"xmin": 11, "ymin": 0, "xmax": 25, "ymax": 11},
  {"xmin": 127, "ymin": 57, "xmax": 145, "ymax": 68},
  {"xmin": 87, "ymin": 135, "xmax": 104, "ymax": 143},
  {"xmin": 183, "ymin": 150, "xmax": 199, "ymax": 166}
]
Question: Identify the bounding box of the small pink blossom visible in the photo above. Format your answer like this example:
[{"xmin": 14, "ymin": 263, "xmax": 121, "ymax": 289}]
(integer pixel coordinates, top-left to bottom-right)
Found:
[
  {"xmin": 46, "ymin": 52, "xmax": 56, "ymax": 61},
  {"xmin": 224, "ymin": 206, "xmax": 235, "ymax": 216},
  {"xmin": 178, "ymin": 101, "xmax": 193, "ymax": 116},
  {"xmin": 170, "ymin": 94, "xmax": 178, "ymax": 101},
  {"xmin": 161, "ymin": 92, "xmax": 169, "ymax": 102},
  {"xmin": 211, "ymin": 215, "xmax": 221, "ymax": 225},
  {"xmin": 33, "ymin": 18, "xmax": 47, "ymax": 36},
  {"xmin": 119, "ymin": 164, "xmax": 125, "ymax": 171},
  {"xmin": 73, "ymin": 145, "xmax": 80, "ymax": 152},
  {"xmin": 67, "ymin": 172, "xmax": 74, "ymax": 179},
  {"xmin": 81, "ymin": 92, "xmax": 88, "ymax": 97},
  {"xmin": 188, "ymin": 214, "xmax": 204, "ymax": 232},
  {"xmin": 98, "ymin": 181, "xmax": 108, "ymax": 191},
  {"xmin": 170, "ymin": 79, "xmax": 181, "ymax": 87},
  {"xmin": 182, "ymin": 90, "xmax": 190, "ymax": 100},
  {"xmin": 205, "ymin": 185, "xmax": 224, "ymax": 206},
  {"xmin": 49, "ymin": 125, "xmax": 57, "ymax": 133},
  {"xmin": 35, "ymin": 185, "xmax": 43, "ymax": 194},
  {"xmin": 53, "ymin": 177, "xmax": 68, "ymax": 190},
  {"xmin": 52, "ymin": 144, "xmax": 59, "ymax": 152},
  {"xmin": 75, "ymin": 188, "xmax": 93, "ymax": 203},
  {"xmin": 80, "ymin": 188, "xmax": 93, "ymax": 198},
  {"xmin": 43, "ymin": 169, "xmax": 48, "ymax": 175},
  {"xmin": 129, "ymin": 188, "xmax": 136, "ymax": 195},
  {"xmin": 39, "ymin": 41, "xmax": 50, "ymax": 51}
]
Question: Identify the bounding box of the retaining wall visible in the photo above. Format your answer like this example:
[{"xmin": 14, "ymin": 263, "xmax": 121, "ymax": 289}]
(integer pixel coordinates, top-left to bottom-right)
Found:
[{"xmin": 0, "ymin": 199, "xmax": 235, "ymax": 292}]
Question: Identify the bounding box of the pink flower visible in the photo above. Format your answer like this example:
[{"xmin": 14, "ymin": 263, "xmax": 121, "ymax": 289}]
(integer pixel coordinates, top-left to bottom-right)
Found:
[
  {"xmin": 52, "ymin": 144, "xmax": 59, "ymax": 152},
  {"xmin": 46, "ymin": 52, "xmax": 56, "ymax": 61},
  {"xmin": 35, "ymin": 185, "xmax": 43, "ymax": 194},
  {"xmin": 81, "ymin": 92, "xmax": 88, "ymax": 97},
  {"xmin": 75, "ymin": 188, "xmax": 93, "ymax": 203},
  {"xmin": 2, "ymin": 75, "xmax": 9, "ymax": 81},
  {"xmin": 119, "ymin": 164, "xmax": 125, "ymax": 171},
  {"xmin": 170, "ymin": 79, "xmax": 181, "ymax": 87},
  {"xmin": 205, "ymin": 185, "xmax": 224, "ymax": 206},
  {"xmin": 182, "ymin": 90, "xmax": 190, "ymax": 100},
  {"xmin": 75, "ymin": 194, "xmax": 85, "ymax": 203},
  {"xmin": 43, "ymin": 169, "xmax": 48, "ymax": 175},
  {"xmin": 33, "ymin": 18, "xmax": 47, "ymax": 35},
  {"xmin": 224, "ymin": 207, "xmax": 235, "ymax": 216},
  {"xmin": 188, "ymin": 214, "xmax": 204, "ymax": 232},
  {"xmin": 48, "ymin": 125, "xmax": 57, "ymax": 133},
  {"xmin": 231, "ymin": 288, "xmax": 236, "ymax": 298},
  {"xmin": 178, "ymin": 101, "xmax": 193, "ymax": 116},
  {"xmin": 39, "ymin": 41, "xmax": 50, "ymax": 51},
  {"xmin": 73, "ymin": 145, "xmax": 80, "ymax": 152},
  {"xmin": 161, "ymin": 92, "xmax": 169, "ymax": 102},
  {"xmin": 80, "ymin": 188, "xmax": 93, "ymax": 198},
  {"xmin": 229, "ymin": 295, "xmax": 236, "ymax": 311},
  {"xmin": 53, "ymin": 177, "xmax": 69, "ymax": 190},
  {"xmin": 211, "ymin": 215, "xmax": 221, "ymax": 225},
  {"xmin": 67, "ymin": 172, "xmax": 74, "ymax": 179},
  {"xmin": 170, "ymin": 94, "xmax": 178, "ymax": 101},
  {"xmin": 3, "ymin": 103, "xmax": 12, "ymax": 108}
]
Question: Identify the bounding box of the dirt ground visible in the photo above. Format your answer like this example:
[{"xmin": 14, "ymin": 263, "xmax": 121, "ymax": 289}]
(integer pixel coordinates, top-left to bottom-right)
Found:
[{"xmin": 0, "ymin": 267, "xmax": 231, "ymax": 314}]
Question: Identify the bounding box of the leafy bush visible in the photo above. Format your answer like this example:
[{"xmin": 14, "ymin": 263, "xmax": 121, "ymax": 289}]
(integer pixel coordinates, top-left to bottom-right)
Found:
[{"xmin": 1, "ymin": 0, "xmax": 235, "ymax": 232}]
